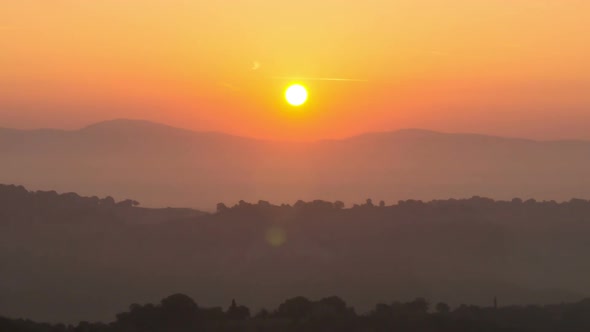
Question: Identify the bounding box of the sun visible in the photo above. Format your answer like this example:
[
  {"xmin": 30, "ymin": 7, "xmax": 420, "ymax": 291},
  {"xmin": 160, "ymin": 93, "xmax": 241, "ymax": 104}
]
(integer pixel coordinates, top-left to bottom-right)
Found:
[{"xmin": 285, "ymin": 84, "xmax": 308, "ymax": 106}]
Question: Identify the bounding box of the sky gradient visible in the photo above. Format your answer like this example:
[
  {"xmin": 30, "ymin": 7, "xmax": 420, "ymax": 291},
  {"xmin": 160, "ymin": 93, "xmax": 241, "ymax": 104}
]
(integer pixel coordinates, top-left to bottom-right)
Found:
[{"xmin": 1, "ymin": 0, "xmax": 589, "ymax": 140}]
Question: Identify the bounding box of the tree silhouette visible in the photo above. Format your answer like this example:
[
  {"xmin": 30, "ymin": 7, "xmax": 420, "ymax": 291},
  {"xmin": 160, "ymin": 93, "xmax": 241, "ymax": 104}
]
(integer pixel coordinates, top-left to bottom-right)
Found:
[
  {"xmin": 226, "ymin": 299, "xmax": 250, "ymax": 320},
  {"xmin": 278, "ymin": 296, "xmax": 313, "ymax": 322},
  {"xmin": 436, "ymin": 302, "xmax": 450, "ymax": 314},
  {"xmin": 7, "ymin": 294, "xmax": 590, "ymax": 331}
]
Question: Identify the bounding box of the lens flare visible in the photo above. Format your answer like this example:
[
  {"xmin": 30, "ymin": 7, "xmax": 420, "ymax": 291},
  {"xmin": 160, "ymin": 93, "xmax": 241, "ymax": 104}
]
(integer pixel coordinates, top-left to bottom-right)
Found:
[{"xmin": 265, "ymin": 226, "xmax": 286, "ymax": 247}]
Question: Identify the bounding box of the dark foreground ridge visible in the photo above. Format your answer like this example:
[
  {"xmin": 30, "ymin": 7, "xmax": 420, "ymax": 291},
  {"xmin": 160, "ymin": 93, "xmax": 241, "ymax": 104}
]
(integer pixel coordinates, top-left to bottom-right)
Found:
[{"xmin": 3, "ymin": 293, "xmax": 590, "ymax": 332}]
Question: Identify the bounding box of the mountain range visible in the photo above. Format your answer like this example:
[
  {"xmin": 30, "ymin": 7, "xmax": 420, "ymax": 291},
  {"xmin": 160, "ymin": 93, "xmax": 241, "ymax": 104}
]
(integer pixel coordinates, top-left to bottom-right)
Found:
[{"xmin": 2, "ymin": 119, "xmax": 590, "ymax": 209}]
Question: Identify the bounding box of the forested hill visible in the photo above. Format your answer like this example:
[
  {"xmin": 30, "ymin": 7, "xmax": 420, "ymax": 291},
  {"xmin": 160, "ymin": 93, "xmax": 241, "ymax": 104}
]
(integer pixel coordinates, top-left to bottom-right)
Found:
[
  {"xmin": 2, "ymin": 184, "xmax": 590, "ymax": 322},
  {"xmin": 0, "ymin": 184, "xmax": 206, "ymax": 225}
]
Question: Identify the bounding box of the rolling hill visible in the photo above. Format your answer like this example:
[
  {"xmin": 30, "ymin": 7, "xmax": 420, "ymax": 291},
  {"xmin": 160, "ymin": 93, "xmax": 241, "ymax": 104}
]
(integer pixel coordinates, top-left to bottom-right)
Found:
[{"xmin": 0, "ymin": 185, "xmax": 588, "ymax": 322}]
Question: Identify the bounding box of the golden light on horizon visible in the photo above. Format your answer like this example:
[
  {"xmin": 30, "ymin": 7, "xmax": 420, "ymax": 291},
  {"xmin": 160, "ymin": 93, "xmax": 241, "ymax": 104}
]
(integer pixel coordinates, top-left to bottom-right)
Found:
[
  {"xmin": 1, "ymin": 1, "xmax": 590, "ymax": 140},
  {"xmin": 285, "ymin": 84, "xmax": 308, "ymax": 107}
]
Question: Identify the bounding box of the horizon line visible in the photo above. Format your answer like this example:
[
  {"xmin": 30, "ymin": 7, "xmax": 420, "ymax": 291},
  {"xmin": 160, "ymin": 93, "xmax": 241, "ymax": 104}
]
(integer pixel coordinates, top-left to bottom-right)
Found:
[{"xmin": 1, "ymin": 118, "xmax": 588, "ymax": 144}]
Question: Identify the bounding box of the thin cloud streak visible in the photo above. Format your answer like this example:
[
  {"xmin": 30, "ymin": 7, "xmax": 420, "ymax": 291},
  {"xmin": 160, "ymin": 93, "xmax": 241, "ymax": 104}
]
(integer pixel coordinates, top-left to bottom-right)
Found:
[{"xmin": 271, "ymin": 76, "xmax": 368, "ymax": 82}]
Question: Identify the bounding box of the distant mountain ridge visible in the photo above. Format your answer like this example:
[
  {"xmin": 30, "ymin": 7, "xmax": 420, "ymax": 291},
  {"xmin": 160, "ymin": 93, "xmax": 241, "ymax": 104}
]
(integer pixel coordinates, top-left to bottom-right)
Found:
[
  {"xmin": 6, "ymin": 118, "xmax": 584, "ymax": 141},
  {"xmin": 2, "ymin": 118, "xmax": 590, "ymax": 208}
]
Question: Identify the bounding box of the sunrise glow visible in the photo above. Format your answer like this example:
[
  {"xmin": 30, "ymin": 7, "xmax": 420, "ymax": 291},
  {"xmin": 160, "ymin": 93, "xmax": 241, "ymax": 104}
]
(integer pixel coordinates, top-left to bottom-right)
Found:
[
  {"xmin": 285, "ymin": 84, "xmax": 308, "ymax": 107},
  {"xmin": 1, "ymin": 1, "xmax": 589, "ymax": 141}
]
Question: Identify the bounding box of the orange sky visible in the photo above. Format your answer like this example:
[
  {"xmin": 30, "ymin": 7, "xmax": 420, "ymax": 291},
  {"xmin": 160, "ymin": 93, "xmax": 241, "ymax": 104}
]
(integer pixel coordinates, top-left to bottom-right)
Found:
[{"xmin": 1, "ymin": 0, "xmax": 589, "ymax": 140}]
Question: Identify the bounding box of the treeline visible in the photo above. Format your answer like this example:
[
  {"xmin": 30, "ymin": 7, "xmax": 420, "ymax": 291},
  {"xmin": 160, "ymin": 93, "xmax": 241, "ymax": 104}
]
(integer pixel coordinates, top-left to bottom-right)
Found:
[
  {"xmin": 0, "ymin": 184, "xmax": 139, "ymax": 209},
  {"xmin": 3, "ymin": 294, "xmax": 590, "ymax": 332},
  {"xmin": 216, "ymin": 196, "xmax": 590, "ymax": 214},
  {"xmin": 7, "ymin": 182, "xmax": 590, "ymax": 217},
  {"xmin": 0, "ymin": 184, "xmax": 203, "ymax": 225}
]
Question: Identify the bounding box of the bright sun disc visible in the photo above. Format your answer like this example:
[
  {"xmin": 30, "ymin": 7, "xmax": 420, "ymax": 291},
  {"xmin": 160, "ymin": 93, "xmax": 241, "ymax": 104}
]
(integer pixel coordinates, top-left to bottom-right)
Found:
[{"xmin": 285, "ymin": 84, "xmax": 308, "ymax": 106}]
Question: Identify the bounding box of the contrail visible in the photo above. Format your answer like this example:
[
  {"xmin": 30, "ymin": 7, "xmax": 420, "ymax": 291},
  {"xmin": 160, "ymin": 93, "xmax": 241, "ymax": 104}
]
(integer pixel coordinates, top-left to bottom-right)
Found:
[{"xmin": 271, "ymin": 76, "xmax": 368, "ymax": 82}]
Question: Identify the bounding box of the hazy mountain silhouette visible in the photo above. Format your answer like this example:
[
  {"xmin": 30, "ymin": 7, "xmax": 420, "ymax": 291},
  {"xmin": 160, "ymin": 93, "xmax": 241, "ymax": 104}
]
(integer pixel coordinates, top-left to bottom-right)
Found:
[
  {"xmin": 1, "ymin": 184, "xmax": 588, "ymax": 323},
  {"xmin": 2, "ymin": 119, "xmax": 590, "ymax": 208}
]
